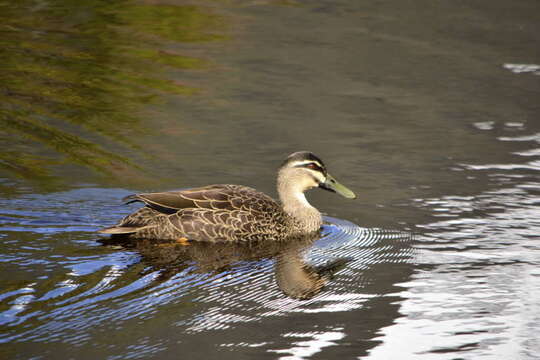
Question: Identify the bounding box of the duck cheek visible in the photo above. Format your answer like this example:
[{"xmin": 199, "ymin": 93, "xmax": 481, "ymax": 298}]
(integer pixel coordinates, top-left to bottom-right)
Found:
[{"xmin": 309, "ymin": 178, "xmax": 320, "ymax": 190}]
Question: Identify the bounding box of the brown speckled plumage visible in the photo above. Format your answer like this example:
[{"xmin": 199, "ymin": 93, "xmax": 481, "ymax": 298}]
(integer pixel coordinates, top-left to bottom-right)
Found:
[
  {"xmin": 98, "ymin": 152, "xmax": 356, "ymax": 242},
  {"xmin": 101, "ymin": 185, "xmax": 303, "ymax": 242}
]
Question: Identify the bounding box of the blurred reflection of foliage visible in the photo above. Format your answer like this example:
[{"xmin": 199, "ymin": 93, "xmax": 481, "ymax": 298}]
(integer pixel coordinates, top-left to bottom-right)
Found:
[{"xmin": 0, "ymin": 0, "xmax": 225, "ymax": 183}]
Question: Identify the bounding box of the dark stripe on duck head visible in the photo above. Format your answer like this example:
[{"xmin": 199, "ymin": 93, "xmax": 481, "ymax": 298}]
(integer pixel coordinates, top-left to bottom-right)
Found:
[{"xmin": 282, "ymin": 151, "xmax": 326, "ymax": 168}]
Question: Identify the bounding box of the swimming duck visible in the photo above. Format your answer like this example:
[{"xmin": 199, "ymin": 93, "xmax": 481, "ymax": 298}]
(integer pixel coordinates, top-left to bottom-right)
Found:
[{"xmin": 98, "ymin": 151, "xmax": 356, "ymax": 242}]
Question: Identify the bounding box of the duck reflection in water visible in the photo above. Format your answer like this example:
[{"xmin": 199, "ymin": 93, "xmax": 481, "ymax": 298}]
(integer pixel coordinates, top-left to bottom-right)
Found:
[
  {"xmin": 98, "ymin": 151, "xmax": 355, "ymax": 299},
  {"xmin": 99, "ymin": 232, "xmax": 350, "ymax": 300}
]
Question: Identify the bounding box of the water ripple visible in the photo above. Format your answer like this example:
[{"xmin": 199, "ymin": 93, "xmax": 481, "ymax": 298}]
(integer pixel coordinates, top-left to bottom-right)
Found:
[
  {"xmin": 0, "ymin": 188, "xmax": 414, "ymax": 349},
  {"xmin": 373, "ymin": 176, "xmax": 540, "ymax": 359}
]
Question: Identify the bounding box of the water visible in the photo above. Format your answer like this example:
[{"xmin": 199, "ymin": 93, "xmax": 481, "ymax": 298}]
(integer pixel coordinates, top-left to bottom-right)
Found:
[
  {"xmin": 0, "ymin": 191, "xmax": 412, "ymax": 358},
  {"xmin": 1, "ymin": 0, "xmax": 539, "ymax": 359}
]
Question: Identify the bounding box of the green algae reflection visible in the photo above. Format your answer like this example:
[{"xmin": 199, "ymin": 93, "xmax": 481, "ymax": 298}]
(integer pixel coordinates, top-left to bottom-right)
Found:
[{"xmin": 0, "ymin": 0, "xmax": 226, "ymax": 186}]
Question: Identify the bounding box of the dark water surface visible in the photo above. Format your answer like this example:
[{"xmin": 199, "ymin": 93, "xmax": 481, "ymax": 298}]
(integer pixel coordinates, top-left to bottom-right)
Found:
[{"xmin": 1, "ymin": 0, "xmax": 539, "ymax": 359}]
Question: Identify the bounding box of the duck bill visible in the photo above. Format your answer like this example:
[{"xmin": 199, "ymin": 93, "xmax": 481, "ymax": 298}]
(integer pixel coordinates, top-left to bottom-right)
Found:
[{"xmin": 319, "ymin": 174, "xmax": 356, "ymax": 199}]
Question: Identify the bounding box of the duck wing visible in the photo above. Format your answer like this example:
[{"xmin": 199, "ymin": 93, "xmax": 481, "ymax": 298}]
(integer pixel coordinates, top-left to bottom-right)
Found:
[
  {"xmin": 101, "ymin": 206, "xmax": 280, "ymax": 242},
  {"xmin": 165, "ymin": 208, "xmax": 271, "ymax": 242},
  {"xmin": 99, "ymin": 185, "xmax": 283, "ymax": 240},
  {"xmin": 123, "ymin": 184, "xmax": 278, "ymax": 214}
]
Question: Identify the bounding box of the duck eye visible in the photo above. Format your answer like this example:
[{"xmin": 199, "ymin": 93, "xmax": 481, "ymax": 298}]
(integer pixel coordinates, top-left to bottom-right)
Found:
[{"xmin": 307, "ymin": 163, "xmax": 319, "ymax": 171}]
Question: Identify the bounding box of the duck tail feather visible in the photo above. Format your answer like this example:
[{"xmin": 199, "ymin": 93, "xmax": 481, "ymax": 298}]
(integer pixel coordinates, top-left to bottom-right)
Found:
[
  {"xmin": 122, "ymin": 194, "xmax": 140, "ymax": 204},
  {"xmin": 98, "ymin": 226, "xmax": 139, "ymax": 234}
]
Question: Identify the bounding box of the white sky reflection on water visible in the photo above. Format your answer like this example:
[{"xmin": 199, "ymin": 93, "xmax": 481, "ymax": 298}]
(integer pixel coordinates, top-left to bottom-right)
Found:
[
  {"xmin": 503, "ymin": 63, "xmax": 540, "ymax": 75},
  {"xmin": 367, "ymin": 178, "xmax": 540, "ymax": 359},
  {"xmin": 270, "ymin": 330, "xmax": 346, "ymax": 360},
  {"xmin": 367, "ymin": 264, "xmax": 540, "ymax": 360}
]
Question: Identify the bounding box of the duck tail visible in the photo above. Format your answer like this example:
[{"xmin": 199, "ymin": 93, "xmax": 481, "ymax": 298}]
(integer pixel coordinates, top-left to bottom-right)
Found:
[
  {"xmin": 98, "ymin": 226, "xmax": 140, "ymax": 234},
  {"xmin": 122, "ymin": 194, "xmax": 140, "ymax": 204}
]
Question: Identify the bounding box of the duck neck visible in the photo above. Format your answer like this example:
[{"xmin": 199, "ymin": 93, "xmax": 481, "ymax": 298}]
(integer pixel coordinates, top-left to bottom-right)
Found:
[{"xmin": 277, "ymin": 176, "xmax": 322, "ymax": 233}]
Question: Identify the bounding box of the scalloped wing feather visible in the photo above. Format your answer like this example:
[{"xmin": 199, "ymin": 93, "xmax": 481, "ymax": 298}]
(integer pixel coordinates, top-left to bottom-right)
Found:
[
  {"xmin": 101, "ymin": 186, "xmax": 286, "ymax": 242},
  {"xmin": 122, "ymin": 184, "xmax": 273, "ymax": 214}
]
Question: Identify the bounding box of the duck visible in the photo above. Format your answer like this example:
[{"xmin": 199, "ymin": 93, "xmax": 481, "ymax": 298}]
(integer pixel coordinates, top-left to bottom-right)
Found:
[{"xmin": 98, "ymin": 151, "xmax": 356, "ymax": 242}]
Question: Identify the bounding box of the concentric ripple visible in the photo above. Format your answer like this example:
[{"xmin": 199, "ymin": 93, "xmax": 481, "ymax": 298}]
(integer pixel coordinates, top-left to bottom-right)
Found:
[{"xmin": 0, "ymin": 188, "xmax": 415, "ymax": 357}]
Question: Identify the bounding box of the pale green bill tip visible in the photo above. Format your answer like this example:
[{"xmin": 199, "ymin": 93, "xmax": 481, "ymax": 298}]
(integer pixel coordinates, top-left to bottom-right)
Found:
[
  {"xmin": 322, "ymin": 174, "xmax": 356, "ymax": 199},
  {"xmin": 333, "ymin": 182, "xmax": 356, "ymax": 199}
]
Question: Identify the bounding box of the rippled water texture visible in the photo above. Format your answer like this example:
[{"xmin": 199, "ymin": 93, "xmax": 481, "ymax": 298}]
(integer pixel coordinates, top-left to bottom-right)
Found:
[
  {"xmin": 0, "ymin": 190, "xmax": 413, "ymax": 358},
  {"xmin": 1, "ymin": 0, "xmax": 539, "ymax": 359}
]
